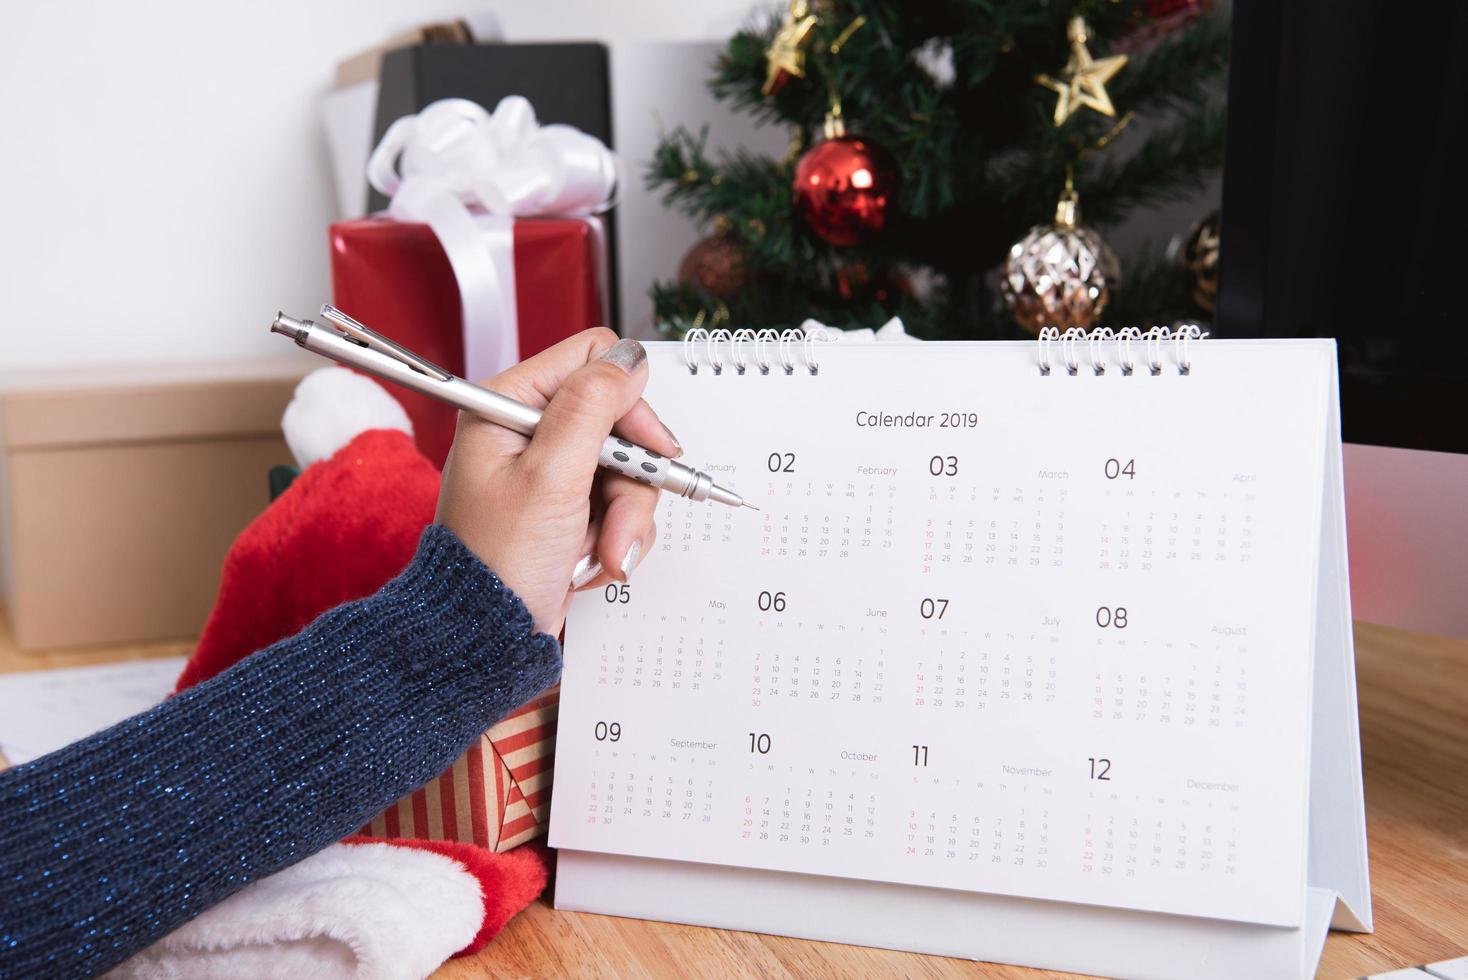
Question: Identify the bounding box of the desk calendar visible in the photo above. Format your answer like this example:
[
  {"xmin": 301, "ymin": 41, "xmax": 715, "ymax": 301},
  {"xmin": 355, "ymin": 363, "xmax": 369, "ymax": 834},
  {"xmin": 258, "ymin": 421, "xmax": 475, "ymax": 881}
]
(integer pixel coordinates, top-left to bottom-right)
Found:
[{"xmin": 550, "ymin": 330, "xmax": 1371, "ymax": 980}]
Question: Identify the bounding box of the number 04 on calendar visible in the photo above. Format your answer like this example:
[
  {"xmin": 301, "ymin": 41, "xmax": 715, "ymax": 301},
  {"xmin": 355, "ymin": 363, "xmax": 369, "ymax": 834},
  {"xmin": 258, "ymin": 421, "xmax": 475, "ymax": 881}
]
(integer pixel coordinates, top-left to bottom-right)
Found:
[{"xmin": 550, "ymin": 331, "xmax": 1370, "ymax": 979}]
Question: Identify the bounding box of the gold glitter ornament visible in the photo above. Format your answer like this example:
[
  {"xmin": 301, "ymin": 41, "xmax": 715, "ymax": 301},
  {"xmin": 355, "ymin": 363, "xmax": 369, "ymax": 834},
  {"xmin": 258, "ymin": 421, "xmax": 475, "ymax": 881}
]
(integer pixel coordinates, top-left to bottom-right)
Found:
[
  {"xmin": 678, "ymin": 233, "xmax": 749, "ymax": 300},
  {"xmin": 1002, "ymin": 181, "xmax": 1120, "ymax": 335},
  {"xmin": 1182, "ymin": 209, "xmax": 1221, "ymax": 313}
]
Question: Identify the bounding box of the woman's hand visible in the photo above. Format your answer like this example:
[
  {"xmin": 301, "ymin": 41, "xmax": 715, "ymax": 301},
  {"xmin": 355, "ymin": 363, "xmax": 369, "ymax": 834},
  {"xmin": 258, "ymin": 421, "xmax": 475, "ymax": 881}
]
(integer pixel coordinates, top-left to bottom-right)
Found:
[{"xmin": 435, "ymin": 328, "xmax": 680, "ymax": 635}]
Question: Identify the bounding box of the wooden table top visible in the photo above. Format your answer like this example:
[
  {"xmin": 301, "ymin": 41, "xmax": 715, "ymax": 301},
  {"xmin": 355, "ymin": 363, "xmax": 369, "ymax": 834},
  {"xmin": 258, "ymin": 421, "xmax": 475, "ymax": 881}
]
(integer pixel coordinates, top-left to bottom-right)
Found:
[{"xmin": 3, "ymin": 619, "xmax": 1464, "ymax": 978}]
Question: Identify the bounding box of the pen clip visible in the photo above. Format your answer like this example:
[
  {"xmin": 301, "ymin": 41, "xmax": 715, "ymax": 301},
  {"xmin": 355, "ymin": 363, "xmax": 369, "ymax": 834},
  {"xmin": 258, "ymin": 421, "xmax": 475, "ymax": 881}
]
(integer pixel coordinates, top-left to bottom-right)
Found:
[{"xmin": 318, "ymin": 304, "xmax": 453, "ymax": 382}]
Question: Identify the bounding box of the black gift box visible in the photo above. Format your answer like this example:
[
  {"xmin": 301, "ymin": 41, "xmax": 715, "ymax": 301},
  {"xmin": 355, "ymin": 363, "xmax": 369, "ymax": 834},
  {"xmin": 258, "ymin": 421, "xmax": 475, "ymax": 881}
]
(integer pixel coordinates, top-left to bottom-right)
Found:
[{"xmin": 368, "ymin": 43, "xmax": 618, "ymax": 328}]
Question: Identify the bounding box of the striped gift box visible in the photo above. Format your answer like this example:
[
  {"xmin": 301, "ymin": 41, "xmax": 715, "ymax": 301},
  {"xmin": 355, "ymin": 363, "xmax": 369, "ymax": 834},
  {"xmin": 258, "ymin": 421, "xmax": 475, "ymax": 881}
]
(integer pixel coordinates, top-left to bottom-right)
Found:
[{"xmin": 358, "ymin": 686, "xmax": 558, "ymax": 852}]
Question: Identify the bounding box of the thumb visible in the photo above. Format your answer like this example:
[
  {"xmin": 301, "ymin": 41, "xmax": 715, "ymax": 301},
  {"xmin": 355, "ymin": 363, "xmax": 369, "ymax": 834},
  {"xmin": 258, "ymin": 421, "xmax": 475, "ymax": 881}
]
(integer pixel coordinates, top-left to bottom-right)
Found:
[{"xmin": 516, "ymin": 338, "xmax": 649, "ymax": 493}]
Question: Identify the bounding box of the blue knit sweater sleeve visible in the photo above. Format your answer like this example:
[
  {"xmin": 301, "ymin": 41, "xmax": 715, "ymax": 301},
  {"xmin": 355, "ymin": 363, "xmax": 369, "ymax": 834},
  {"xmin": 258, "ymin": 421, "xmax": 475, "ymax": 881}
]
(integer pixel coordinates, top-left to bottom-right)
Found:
[{"xmin": 0, "ymin": 524, "xmax": 562, "ymax": 978}]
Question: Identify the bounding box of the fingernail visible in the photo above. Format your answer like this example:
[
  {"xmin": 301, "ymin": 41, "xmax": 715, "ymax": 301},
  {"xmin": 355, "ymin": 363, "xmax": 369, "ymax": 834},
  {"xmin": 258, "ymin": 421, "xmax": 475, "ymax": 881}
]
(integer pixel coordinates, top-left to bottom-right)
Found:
[
  {"xmin": 660, "ymin": 421, "xmax": 683, "ymax": 457},
  {"xmin": 571, "ymin": 554, "xmax": 602, "ymax": 588},
  {"xmin": 620, "ymin": 540, "xmax": 642, "ymax": 580},
  {"xmin": 599, "ymin": 338, "xmax": 647, "ymax": 374}
]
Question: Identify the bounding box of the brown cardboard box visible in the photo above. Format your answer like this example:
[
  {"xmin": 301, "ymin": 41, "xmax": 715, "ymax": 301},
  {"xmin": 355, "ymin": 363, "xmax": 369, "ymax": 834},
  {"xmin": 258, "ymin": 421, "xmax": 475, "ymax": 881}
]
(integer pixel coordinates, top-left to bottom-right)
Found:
[
  {"xmin": 333, "ymin": 20, "xmax": 473, "ymax": 88},
  {"xmin": 0, "ymin": 362, "xmax": 305, "ymax": 650}
]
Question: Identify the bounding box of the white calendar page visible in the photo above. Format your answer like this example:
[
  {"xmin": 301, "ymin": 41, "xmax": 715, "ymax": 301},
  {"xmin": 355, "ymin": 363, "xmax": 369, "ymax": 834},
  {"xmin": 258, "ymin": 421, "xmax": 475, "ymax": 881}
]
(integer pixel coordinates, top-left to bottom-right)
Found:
[{"xmin": 550, "ymin": 339, "xmax": 1334, "ymax": 929}]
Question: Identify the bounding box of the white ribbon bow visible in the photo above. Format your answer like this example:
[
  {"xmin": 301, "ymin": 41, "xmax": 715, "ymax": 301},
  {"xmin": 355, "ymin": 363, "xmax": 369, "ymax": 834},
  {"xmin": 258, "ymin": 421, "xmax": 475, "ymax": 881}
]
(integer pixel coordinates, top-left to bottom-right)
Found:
[
  {"xmin": 798, "ymin": 316, "xmax": 918, "ymax": 342},
  {"xmin": 367, "ymin": 96, "xmax": 618, "ymax": 379}
]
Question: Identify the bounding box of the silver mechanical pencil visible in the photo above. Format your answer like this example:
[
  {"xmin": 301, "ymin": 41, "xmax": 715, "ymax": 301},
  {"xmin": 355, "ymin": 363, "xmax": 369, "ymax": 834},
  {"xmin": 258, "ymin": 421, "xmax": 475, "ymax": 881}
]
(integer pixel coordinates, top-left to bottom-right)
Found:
[{"xmin": 270, "ymin": 305, "xmax": 755, "ymax": 509}]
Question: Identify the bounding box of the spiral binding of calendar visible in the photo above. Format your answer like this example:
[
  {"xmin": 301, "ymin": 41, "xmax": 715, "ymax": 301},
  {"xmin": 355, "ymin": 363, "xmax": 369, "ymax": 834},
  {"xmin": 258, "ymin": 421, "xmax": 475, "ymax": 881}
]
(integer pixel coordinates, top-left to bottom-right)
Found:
[
  {"xmin": 682, "ymin": 326, "xmax": 834, "ymax": 376},
  {"xmin": 1036, "ymin": 325, "xmax": 1208, "ymax": 377},
  {"xmin": 679, "ymin": 323, "xmax": 1207, "ymax": 377}
]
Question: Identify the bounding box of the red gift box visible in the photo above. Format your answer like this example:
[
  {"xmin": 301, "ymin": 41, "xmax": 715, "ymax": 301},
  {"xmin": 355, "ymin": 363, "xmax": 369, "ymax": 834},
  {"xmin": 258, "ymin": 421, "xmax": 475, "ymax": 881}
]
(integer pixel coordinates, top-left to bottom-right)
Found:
[
  {"xmin": 357, "ymin": 686, "xmax": 559, "ymax": 852},
  {"xmin": 330, "ymin": 217, "xmax": 605, "ymax": 467}
]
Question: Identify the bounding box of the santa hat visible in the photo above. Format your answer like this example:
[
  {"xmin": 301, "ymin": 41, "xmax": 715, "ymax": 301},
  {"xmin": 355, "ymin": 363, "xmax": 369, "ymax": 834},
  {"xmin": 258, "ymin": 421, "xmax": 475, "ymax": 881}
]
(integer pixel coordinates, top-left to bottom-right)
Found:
[
  {"xmin": 156, "ymin": 369, "xmax": 549, "ymax": 978},
  {"xmin": 105, "ymin": 838, "xmax": 548, "ymax": 979},
  {"xmin": 175, "ymin": 369, "xmax": 436, "ymax": 692}
]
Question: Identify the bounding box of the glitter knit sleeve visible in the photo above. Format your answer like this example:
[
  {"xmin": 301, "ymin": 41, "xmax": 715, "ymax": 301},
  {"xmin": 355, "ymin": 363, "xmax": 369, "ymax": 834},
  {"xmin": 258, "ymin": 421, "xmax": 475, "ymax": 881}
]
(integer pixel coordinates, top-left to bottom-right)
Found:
[{"xmin": 0, "ymin": 523, "xmax": 562, "ymax": 978}]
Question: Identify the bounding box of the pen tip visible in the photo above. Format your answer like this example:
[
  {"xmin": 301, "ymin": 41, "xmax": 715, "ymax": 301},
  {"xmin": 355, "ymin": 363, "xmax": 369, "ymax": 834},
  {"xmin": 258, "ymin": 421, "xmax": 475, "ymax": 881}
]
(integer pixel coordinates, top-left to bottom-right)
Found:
[{"xmin": 743, "ymin": 502, "xmax": 760, "ymax": 511}]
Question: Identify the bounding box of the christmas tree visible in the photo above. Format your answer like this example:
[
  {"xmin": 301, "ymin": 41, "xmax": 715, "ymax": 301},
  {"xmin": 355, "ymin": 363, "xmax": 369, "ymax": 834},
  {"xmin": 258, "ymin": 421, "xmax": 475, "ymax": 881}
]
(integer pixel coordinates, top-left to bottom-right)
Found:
[{"xmin": 648, "ymin": 0, "xmax": 1229, "ymax": 339}]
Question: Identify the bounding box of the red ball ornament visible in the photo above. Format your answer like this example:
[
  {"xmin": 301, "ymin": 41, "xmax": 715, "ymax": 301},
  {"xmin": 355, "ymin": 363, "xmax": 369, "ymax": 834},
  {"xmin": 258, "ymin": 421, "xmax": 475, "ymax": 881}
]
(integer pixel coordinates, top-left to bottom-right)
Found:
[
  {"xmin": 835, "ymin": 262, "xmax": 911, "ymax": 305},
  {"xmin": 793, "ymin": 135, "xmax": 897, "ymax": 247}
]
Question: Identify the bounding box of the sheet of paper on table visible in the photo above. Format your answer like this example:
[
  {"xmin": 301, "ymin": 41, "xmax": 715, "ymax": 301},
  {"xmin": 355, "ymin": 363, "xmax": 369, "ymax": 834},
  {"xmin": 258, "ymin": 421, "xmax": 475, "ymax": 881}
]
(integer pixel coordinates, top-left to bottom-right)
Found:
[{"xmin": 0, "ymin": 658, "xmax": 185, "ymax": 766}]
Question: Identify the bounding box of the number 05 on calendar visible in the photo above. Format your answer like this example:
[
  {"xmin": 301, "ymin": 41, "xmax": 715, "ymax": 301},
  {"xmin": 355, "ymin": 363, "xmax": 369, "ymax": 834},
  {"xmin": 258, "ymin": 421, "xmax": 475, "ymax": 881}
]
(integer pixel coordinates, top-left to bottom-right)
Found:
[{"xmin": 550, "ymin": 330, "xmax": 1370, "ymax": 980}]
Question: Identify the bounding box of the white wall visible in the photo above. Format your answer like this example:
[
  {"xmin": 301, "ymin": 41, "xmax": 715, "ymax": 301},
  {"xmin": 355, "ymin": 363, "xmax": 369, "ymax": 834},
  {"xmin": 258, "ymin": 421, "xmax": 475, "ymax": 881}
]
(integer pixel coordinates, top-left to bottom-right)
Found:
[
  {"xmin": 0, "ymin": 1, "xmax": 760, "ymax": 371},
  {"xmin": 610, "ymin": 43, "xmax": 790, "ymax": 338}
]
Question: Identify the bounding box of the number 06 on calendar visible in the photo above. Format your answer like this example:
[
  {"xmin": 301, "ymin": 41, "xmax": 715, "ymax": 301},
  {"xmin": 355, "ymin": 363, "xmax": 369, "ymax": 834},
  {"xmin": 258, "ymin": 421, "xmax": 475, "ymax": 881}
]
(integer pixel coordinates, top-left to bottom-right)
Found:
[{"xmin": 550, "ymin": 328, "xmax": 1371, "ymax": 980}]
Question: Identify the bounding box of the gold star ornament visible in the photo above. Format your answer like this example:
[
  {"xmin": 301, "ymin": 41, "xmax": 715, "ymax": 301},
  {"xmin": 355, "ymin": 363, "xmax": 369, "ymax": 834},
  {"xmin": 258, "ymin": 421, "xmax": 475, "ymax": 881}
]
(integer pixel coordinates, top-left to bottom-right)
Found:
[
  {"xmin": 763, "ymin": 0, "xmax": 818, "ymax": 96},
  {"xmin": 1036, "ymin": 16, "xmax": 1128, "ymax": 126}
]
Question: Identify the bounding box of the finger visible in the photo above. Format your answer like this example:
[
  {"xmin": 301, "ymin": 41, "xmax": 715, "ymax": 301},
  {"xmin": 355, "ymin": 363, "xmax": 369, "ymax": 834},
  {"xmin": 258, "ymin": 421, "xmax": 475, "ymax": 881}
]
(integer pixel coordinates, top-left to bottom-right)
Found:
[
  {"xmin": 517, "ymin": 340, "xmax": 649, "ymax": 492},
  {"xmin": 481, "ymin": 327, "xmax": 620, "ymax": 409},
  {"xmin": 628, "ymin": 523, "xmax": 659, "ymax": 581},
  {"xmin": 451, "ymin": 328, "xmax": 623, "ymax": 458},
  {"xmin": 570, "ymin": 520, "xmax": 605, "ymax": 591},
  {"xmin": 596, "ymin": 476, "xmax": 659, "ymax": 580},
  {"xmin": 594, "ymin": 523, "xmax": 657, "ymax": 587},
  {"xmin": 571, "ymin": 566, "xmax": 616, "ymax": 594},
  {"xmin": 614, "ymin": 398, "xmax": 682, "ymax": 458}
]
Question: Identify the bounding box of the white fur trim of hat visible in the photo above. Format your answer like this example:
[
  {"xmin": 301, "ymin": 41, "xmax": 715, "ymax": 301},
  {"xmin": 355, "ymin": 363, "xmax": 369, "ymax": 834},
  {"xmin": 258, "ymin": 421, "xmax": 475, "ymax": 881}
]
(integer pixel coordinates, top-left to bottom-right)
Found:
[
  {"xmin": 103, "ymin": 841, "xmax": 482, "ymax": 980},
  {"xmin": 282, "ymin": 368, "xmax": 414, "ymax": 470}
]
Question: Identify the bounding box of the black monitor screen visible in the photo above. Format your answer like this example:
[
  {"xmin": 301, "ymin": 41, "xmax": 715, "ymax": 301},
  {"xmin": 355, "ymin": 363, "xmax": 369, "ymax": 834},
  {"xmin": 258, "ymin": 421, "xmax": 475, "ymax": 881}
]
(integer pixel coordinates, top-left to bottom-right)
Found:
[{"xmin": 1219, "ymin": 0, "xmax": 1467, "ymax": 453}]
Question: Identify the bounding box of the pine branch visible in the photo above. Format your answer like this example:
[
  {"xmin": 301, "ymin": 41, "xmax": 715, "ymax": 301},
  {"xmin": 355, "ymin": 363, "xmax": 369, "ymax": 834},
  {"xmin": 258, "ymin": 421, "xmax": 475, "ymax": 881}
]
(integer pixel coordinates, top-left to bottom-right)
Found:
[
  {"xmin": 1107, "ymin": 14, "xmax": 1231, "ymax": 118},
  {"xmin": 646, "ymin": 127, "xmax": 817, "ymax": 270},
  {"xmin": 1104, "ymin": 242, "xmax": 1211, "ymax": 327},
  {"xmin": 983, "ymin": 13, "xmax": 1230, "ymax": 229},
  {"xmin": 711, "ymin": 23, "xmax": 822, "ymax": 128},
  {"xmin": 642, "ymin": 1, "xmax": 1230, "ymax": 340},
  {"xmin": 1077, "ymin": 102, "xmax": 1228, "ymax": 226},
  {"xmin": 646, "ymin": 127, "xmax": 787, "ymax": 226}
]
